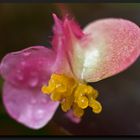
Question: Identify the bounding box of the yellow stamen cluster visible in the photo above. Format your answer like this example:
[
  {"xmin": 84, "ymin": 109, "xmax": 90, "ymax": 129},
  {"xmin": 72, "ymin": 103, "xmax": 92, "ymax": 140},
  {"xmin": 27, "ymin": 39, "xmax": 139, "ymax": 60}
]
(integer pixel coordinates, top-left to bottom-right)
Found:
[{"xmin": 41, "ymin": 74, "xmax": 102, "ymax": 118}]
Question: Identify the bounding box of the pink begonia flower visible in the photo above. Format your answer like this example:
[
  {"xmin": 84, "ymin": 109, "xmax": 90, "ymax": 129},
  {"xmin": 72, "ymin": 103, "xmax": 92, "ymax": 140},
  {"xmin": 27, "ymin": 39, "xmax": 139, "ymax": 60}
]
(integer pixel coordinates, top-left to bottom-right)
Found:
[{"xmin": 0, "ymin": 14, "xmax": 140, "ymax": 129}]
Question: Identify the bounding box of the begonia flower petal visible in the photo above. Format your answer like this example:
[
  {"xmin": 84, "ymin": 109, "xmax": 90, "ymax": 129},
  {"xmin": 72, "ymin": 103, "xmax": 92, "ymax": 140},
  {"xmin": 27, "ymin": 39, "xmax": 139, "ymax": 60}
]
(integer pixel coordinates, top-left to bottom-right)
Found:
[
  {"xmin": 82, "ymin": 19, "xmax": 140, "ymax": 82},
  {"xmin": 0, "ymin": 46, "xmax": 60, "ymax": 129},
  {"xmin": 3, "ymin": 81, "xmax": 59, "ymax": 129},
  {"xmin": 52, "ymin": 14, "xmax": 73, "ymax": 77},
  {"xmin": 60, "ymin": 17, "xmax": 140, "ymax": 82},
  {"xmin": 0, "ymin": 46, "xmax": 56, "ymax": 88}
]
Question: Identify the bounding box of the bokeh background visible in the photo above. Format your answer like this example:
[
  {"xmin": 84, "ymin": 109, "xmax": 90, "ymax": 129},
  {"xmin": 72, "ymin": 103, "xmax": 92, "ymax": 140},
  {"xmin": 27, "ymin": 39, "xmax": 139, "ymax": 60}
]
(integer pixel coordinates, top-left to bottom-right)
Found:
[{"xmin": 0, "ymin": 3, "xmax": 140, "ymax": 135}]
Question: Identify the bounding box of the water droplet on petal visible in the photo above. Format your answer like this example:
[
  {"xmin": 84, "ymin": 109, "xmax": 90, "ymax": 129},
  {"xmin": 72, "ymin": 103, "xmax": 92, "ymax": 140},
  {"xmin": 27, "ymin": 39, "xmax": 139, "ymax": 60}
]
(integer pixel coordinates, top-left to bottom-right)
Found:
[
  {"xmin": 41, "ymin": 98, "xmax": 47, "ymax": 104},
  {"xmin": 21, "ymin": 61, "xmax": 26, "ymax": 66},
  {"xmin": 16, "ymin": 70, "xmax": 24, "ymax": 81},
  {"xmin": 23, "ymin": 52, "xmax": 31, "ymax": 56},
  {"xmin": 35, "ymin": 109, "xmax": 44, "ymax": 119},
  {"xmin": 31, "ymin": 98, "xmax": 36, "ymax": 104},
  {"xmin": 18, "ymin": 75, "xmax": 24, "ymax": 81},
  {"xmin": 29, "ymin": 77, "xmax": 39, "ymax": 87}
]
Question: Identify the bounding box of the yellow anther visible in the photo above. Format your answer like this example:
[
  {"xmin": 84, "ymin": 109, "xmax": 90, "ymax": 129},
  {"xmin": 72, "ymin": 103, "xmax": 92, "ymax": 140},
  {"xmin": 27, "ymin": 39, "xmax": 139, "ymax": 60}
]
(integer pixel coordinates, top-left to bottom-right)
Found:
[
  {"xmin": 56, "ymin": 83, "xmax": 67, "ymax": 93},
  {"xmin": 50, "ymin": 91, "xmax": 62, "ymax": 101},
  {"xmin": 41, "ymin": 85, "xmax": 53, "ymax": 94},
  {"xmin": 85, "ymin": 85, "xmax": 93, "ymax": 94},
  {"xmin": 73, "ymin": 103, "xmax": 84, "ymax": 117},
  {"xmin": 41, "ymin": 73, "xmax": 102, "ymax": 118},
  {"xmin": 61, "ymin": 96, "xmax": 73, "ymax": 112},
  {"xmin": 74, "ymin": 89, "xmax": 82, "ymax": 99},
  {"xmin": 74, "ymin": 84, "xmax": 88, "ymax": 100},
  {"xmin": 89, "ymin": 98, "xmax": 102, "ymax": 114},
  {"xmin": 61, "ymin": 101, "xmax": 69, "ymax": 112},
  {"xmin": 92, "ymin": 89, "xmax": 99, "ymax": 99},
  {"xmin": 77, "ymin": 96, "xmax": 89, "ymax": 109}
]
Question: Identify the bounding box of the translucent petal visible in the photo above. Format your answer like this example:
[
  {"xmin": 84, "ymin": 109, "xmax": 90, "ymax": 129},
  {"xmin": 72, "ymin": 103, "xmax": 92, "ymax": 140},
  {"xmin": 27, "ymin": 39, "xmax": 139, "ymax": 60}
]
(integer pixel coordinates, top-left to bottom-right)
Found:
[
  {"xmin": 51, "ymin": 14, "xmax": 75, "ymax": 77},
  {"xmin": 82, "ymin": 18, "xmax": 140, "ymax": 82},
  {"xmin": 63, "ymin": 18, "xmax": 140, "ymax": 82}
]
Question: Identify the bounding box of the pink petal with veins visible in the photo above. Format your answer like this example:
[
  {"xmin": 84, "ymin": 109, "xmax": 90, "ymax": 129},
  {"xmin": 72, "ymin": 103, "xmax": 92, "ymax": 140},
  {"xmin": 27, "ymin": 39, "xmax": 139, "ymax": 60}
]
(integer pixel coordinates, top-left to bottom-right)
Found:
[
  {"xmin": 3, "ymin": 81, "xmax": 59, "ymax": 129},
  {"xmin": 82, "ymin": 18, "xmax": 140, "ymax": 82}
]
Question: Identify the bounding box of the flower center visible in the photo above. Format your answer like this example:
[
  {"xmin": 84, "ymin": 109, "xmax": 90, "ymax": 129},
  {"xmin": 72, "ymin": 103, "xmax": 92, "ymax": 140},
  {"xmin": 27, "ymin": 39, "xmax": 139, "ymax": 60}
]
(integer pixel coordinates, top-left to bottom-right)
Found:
[{"xmin": 41, "ymin": 74, "xmax": 102, "ymax": 118}]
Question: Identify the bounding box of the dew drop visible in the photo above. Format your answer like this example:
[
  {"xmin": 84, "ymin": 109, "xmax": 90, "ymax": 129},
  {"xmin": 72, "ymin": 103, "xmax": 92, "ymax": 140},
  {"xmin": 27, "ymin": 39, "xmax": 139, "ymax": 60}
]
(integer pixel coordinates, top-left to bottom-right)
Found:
[
  {"xmin": 41, "ymin": 98, "xmax": 47, "ymax": 104},
  {"xmin": 35, "ymin": 109, "xmax": 44, "ymax": 119},
  {"xmin": 21, "ymin": 61, "xmax": 26, "ymax": 66},
  {"xmin": 23, "ymin": 52, "xmax": 31, "ymax": 56},
  {"xmin": 16, "ymin": 70, "xmax": 24, "ymax": 81},
  {"xmin": 18, "ymin": 75, "xmax": 24, "ymax": 81},
  {"xmin": 31, "ymin": 98, "xmax": 36, "ymax": 104},
  {"xmin": 29, "ymin": 77, "xmax": 39, "ymax": 87}
]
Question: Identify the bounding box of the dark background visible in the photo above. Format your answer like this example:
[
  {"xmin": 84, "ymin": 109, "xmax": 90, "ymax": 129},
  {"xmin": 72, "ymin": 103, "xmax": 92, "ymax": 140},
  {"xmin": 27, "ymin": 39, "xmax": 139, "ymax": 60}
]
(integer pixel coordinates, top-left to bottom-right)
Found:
[{"xmin": 0, "ymin": 3, "xmax": 140, "ymax": 135}]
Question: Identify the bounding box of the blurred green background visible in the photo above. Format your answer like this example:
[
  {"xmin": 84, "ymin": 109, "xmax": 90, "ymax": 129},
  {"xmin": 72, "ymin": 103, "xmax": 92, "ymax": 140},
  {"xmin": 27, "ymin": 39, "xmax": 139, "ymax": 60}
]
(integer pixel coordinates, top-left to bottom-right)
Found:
[{"xmin": 0, "ymin": 3, "xmax": 140, "ymax": 135}]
